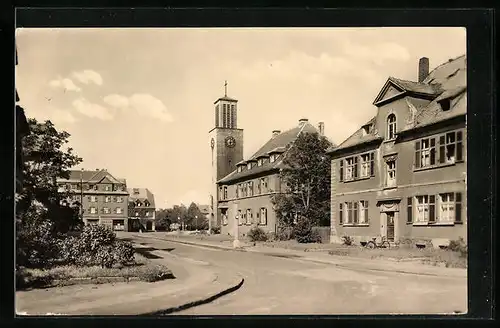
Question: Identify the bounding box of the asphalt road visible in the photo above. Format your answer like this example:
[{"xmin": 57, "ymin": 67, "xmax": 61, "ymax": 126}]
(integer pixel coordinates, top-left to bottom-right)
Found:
[{"xmin": 125, "ymin": 234, "xmax": 467, "ymax": 316}]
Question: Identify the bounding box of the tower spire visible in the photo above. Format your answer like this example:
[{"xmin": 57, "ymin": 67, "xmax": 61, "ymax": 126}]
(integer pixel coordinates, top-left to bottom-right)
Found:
[{"xmin": 224, "ymin": 80, "xmax": 228, "ymax": 97}]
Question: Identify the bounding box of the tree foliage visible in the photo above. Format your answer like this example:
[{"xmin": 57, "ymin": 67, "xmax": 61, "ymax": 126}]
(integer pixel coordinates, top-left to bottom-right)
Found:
[
  {"xmin": 272, "ymin": 132, "xmax": 332, "ymax": 228},
  {"xmin": 16, "ymin": 118, "xmax": 83, "ymax": 267}
]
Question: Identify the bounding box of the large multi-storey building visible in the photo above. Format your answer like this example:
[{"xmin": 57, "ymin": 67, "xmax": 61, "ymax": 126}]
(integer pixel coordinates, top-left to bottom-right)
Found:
[
  {"xmin": 209, "ymin": 86, "xmax": 325, "ymax": 236},
  {"xmin": 57, "ymin": 169, "xmax": 129, "ymax": 231},
  {"xmin": 127, "ymin": 188, "xmax": 156, "ymax": 231},
  {"xmin": 328, "ymin": 55, "xmax": 467, "ymax": 248}
]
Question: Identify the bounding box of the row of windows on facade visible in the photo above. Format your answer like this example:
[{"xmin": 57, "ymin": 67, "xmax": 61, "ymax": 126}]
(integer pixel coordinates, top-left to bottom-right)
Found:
[
  {"xmin": 221, "ymin": 208, "xmax": 268, "ymax": 226},
  {"xmin": 237, "ymin": 154, "xmax": 281, "ymax": 173},
  {"xmin": 215, "ymin": 103, "xmax": 236, "ymax": 128},
  {"xmin": 85, "ymin": 207, "xmax": 153, "ymax": 216},
  {"xmin": 59, "ymin": 183, "xmax": 126, "ymax": 192},
  {"xmin": 76, "ymin": 195, "xmax": 126, "ymax": 203},
  {"xmin": 220, "ymin": 177, "xmax": 270, "ymax": 200},
  {"xmin": 338, "ymin": 192, "xmax": 463, "ymax": 225},
  {"xmin": 339, "ymin": 130, "xmax": 464, "ymax": 183}
]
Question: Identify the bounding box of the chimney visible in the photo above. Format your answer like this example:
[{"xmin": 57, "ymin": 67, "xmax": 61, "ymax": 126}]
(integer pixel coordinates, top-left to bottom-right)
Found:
[
  {"xmin": 298, "ymin": 118, "xmax": 308, "ymax": 127},
  {"xmin": 318, "ymin": 122, "xmax": 325, "ymax": 136},
  {"xmin": 418, "ymin": 57, "xmax": 429, "ymax": 82},
  {"xmin": 272, "ymin": 130, "xmax": 281, "ymax": 138}
]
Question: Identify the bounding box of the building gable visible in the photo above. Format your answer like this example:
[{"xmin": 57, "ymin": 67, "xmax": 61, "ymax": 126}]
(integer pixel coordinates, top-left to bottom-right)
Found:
[{"xmin": 374, "ymin": 82, "xmax": 405, "ymax": 105}]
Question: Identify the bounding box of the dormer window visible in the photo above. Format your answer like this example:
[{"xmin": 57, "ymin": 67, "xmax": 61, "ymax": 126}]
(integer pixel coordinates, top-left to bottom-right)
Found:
[
  {"xmin": 270, "ymin": 154, "xmax": 276, "ymax": 163},
  {"xmin": 439, "ymin": 99, "xmax": 451, "ymax": 111},
  {"xmin": 237, "ymin": 166, "xmax": 243, "ymax": 173},
  {"xmin": 257, "ymin": 158, "xmax": 263, "ymax": 166},
  {"xmin": 247, "ymin": 163, "xmax": 252, "ymax": 170},
  {"xmin": 387, "ymin": 114, "xmax": 397, "ymax": 140},
  {"xmin": 362, "ymin": 124, "xmax": 372, "ymax": 136}
]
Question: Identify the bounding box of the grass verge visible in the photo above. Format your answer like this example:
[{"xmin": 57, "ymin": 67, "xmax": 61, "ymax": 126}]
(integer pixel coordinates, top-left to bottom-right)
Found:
[{"xmin": 17, "ymin": 254, "xmax": 174, "ymax": 290}]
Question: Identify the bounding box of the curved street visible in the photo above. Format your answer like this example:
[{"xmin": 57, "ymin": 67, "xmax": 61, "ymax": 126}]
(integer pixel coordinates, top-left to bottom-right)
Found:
[{"xmin": 126, "ymin": 234, "xmax": 467, "ymax": 315}]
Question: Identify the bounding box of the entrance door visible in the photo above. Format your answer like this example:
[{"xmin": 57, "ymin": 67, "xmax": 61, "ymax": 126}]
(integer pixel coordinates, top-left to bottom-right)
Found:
[
  {"xmin": 386, "ymin": 212, "xmax": 395, "ymax": 242},
  {"xmin": 146, "ymin": 221, "xmax": 153, "ymax": 231}
]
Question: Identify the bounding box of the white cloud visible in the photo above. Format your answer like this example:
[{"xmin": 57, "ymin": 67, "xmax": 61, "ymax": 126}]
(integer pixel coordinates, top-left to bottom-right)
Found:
[
  {"xmin": 177, "ymin": 190, "xmax": 209, "ymax": 207},
  {"xmin": 48, "ymin": 77, "xmax": 81, "ymax": 92},
  {"xmin": 72, "ymin": 70, "xmax": 103, "ymax": 86},
  {"xmin": 342, "ymin": 40, "xmax": 411, "ymax": 65},
  {"xmin": 103, "ymin": 94, "xmax": 129, "ymax": 108},
  {"xmin": 104, "ymin": 93, "xmax": 173, "ymax": 123},
  {"xmin": 72, "ymin": 97, "xmax": 114, "ymax": 121},
  {"xmin": 28, "ymin": 106, "xmax": 78, "ymax": 125}
]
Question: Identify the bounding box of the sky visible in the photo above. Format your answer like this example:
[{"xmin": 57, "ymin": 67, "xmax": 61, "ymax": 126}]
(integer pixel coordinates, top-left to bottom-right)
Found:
[{"xmin": 15, "ymin": 27, "xmax": 466, "ymax": 209}]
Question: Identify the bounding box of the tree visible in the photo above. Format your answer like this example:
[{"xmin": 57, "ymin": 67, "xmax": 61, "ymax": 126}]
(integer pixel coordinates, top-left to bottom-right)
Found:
[
  {"xmin": 16, "ymin": 118, "xmax": 83, "ymax": 266},
  {"xmin": 155, "ymin": 209, "xmax": 172, "ymax": 231},
  {"xmin": 271, "ymin": 132, "xmax": 332, "ymax": 228},
  {"xmin": 186, "ymin": 202, "xmax": 208, "ymax": 230}
]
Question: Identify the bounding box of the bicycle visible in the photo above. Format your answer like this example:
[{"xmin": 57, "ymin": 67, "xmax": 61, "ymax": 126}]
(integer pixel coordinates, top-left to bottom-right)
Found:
[{"xmin": 365, "ymin": 236, "xmax": 390, "ymax": 249}]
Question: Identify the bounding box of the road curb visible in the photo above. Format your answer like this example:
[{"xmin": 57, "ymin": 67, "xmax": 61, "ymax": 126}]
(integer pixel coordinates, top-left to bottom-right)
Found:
[
  {"xmin": 140, "ymin": 277, "xmax": 245, "ymax": 315},
  {"xmin": 149, "ymin": 236, "xmax": 249, "ymax": 252}
]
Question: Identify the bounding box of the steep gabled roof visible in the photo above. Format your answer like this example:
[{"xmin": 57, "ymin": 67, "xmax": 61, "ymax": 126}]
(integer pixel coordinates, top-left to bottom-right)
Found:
[
  {"xmin": 59, "ymin": 169, "xmax": 126, "ymax": 184},
  {"xmin": 373, "ymin": 76, "xmax": 442, "ymax": 105},
  {"xmin": 197, "ymin": 204, "xmax": 210, "ymax": 214},
  {"xmin": 128, "ymin": 188, "xmax": 156, "ymax": 208},
  {"xmin": 330, "ymin": 54, "xmax": 466, "ymax": 154},
  {"xmin": 218, "ymin": 121, "xmax": 321, "ymax": 184}
]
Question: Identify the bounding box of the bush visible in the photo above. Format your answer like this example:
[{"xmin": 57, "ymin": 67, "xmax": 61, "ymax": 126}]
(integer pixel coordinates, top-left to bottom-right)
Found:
[
  {"xmin": 58, "ymin": 225, "xmax": 135, "ymax": 268},
  {"xmin": 293, "ymin": 218, "xmax": 322, "ymax": 244},
  {"xmin": 247, "ymin": 227, "xmax": 268, "ymax": 242},
  {"xmin": 16, "ymin": 216, "xmax": 60, "ymax": 268},
  {"xmin": 210, "ymin": 226, "xmax": 221, "ymax": 234},
  {"xmin": 276, "ymin": 226, "xmax": 294, "ymax": 241},
  {"xmin": 138, "ymin": 264, "xmax": 173, "ymax": 282},
  {"xmin": 341, "ymin": 235, "xmax": 354, "ymax": 246},
  {"xmin": 449, "ymin": 237, "xmax": 467, "ymax": 258}
]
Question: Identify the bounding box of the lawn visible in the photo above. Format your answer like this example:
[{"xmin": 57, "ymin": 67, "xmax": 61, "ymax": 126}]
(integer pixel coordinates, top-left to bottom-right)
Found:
[{"xmin": 17, "ymin": 254, "xmax": 174, "ymax": 290}]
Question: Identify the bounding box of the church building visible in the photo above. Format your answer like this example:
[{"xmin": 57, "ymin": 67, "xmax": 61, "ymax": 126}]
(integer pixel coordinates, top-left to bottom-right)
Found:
[{"xmin": 209, "ymin": 84, "xmax": 325, "ymax": 236}]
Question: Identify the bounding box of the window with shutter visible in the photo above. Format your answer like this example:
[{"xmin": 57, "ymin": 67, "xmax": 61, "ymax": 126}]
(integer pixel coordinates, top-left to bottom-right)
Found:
[
  {"xmin": 365, "ymin": 200, "xmax": 369, "ymax": 223},
  {"xmin": 353, "ymin": 202, "xmax": 358, "ymax": 224},
  {"xmin": 407, "ymin": 197, "xmax": 413, "ymax": 223},
  {"xmin": 456, "ymin": 131, "xmax": 463, "ymax": 161},
  {"xmin": 415, "ymin": 141, "xmax": 421, "ymax": 168},
  {"xmin": 339, "ymin": 203, "xmax": 343, "ymax": 224},
  {"xmin": 439, "ymin": 135, "xmax": 446, "ymax": 163},
  {"xmin": 339, "ymin": 160, "xmax": 344, "ymax": 182},
  {"xmin": 455, "ymin": 192, "xmax": 462, "ymax": 223},
  {"xmin": 430, "ymin": 138, "xmax": 436, "ymax": 165},
  {"xmin": 429, "ymin": 195, "xmax": 436, "ymax": 222},
  {"xmin": 370, "ymin": 153, "xmax": 375, "ymax": 177},
  {"xmin": 354, "ymin": 157, "xmax": 358, "ymax": 178}
]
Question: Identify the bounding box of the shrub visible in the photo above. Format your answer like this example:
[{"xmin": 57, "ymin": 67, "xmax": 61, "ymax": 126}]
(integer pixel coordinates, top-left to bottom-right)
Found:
[
  {"xmin": 210, "ymin": 226, "xmax": 221, "ymax": 234},
  {"xmin": 138, "ymin": 264, "xmax": 173, "ymax": 282},
  {"xmin": 341, "ymin": 235, "xmax": 354, "ymax": 246},
  {"xmin": 113, "ymin": 240, "xmax": 135, "ymax": 266},
  {"xmin": 16, "ymin": 217, "xmax": 60, "ymax": 268},
  {"xmin": 448, "ymin": 237, "xmax": 467, "ymax": 258},
  {"xmin": 247, "ymin": 227, "xmax": 268, "ymax": 242},
  {"xmin": 293, "ymin": 218, "xmax": 322, "ymax": 244},
  {"xmin": 276, "ymin": 226, "xmax": 294, "ymax": 241}
]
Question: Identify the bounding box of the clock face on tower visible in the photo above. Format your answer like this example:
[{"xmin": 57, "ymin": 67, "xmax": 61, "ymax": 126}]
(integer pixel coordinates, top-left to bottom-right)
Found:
[
  {"xmin": 225, "ymin": 136, "xmax": 236, "ymax": 148},
  {"xmin": 210, "ymin": 138, "xmax": 215, "ymax": 149}
]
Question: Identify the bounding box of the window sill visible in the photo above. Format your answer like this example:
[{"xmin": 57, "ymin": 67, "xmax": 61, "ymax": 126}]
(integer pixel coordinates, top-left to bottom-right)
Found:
[
  {"xmin": 342, "ymin": 176, "xmax": 372, "ymax": 183},
  {"xmin": 342, "ymin": 223, "xmax": 370, "ymax": 227},
  {"xmin": 383, "ymin": 185, "xmax": 397, "ymax": 190},
  {"xmin": 412, "ymin": 221, "xmax": 459, "ymax": 226},
  {"xmin": 383, "ymin": 138, "xmax": 397, "ymax": 144},
  {"xmin": 414, "ymin": 160, "xmax": 464, "ymax": 172}
]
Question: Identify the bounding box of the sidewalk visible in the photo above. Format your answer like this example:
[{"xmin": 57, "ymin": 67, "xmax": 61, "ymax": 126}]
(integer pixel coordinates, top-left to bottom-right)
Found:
[
  {"xmin": 16, "ymin": 246, "xmax": 243, "ymax": 315},
  {"xmin": 153, "ymin": 234, "xmax": 467, "ymax": 278}
]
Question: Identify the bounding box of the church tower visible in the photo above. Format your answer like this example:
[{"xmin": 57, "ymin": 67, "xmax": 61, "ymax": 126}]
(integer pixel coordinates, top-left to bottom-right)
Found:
[{"xmin": 209, "ymin": 82, "xmax": 244, "ymax": 229}]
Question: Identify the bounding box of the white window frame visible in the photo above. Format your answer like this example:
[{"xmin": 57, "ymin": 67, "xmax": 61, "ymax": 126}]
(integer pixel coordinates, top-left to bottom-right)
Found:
[
  {"xmin": 103, "ymin": 207, "xmax": 110, "ymax": 214},
  {"xmin": 386, "ymin": 160, "xmax": 396, "ymax": 187},
  {"xmin": 105, "ymin": 185, "xmax": 111, "ymax": 191},
  {"xmin": 91, "ymin": 195, "xmax": 98, "ymax": 203},
  {"xmin": 246, "ymin": 209, "xmax": 252, "ymax": 225},
  {"xmin": 247, "ymin": 163, "xmax": 252, "ymax": 170},
  {"xmin": 270, "ymin": 154, "xmax": 276, "ymax": 163},
  {"xmin": 248, "ymin": 181, "xmax": 253, "ymax": 197},
  {"xmin": 359, "ymin": 201, "xmax": 368, "ymax": 224},
  {"xmin": 439, "ymin": 193, "xmax": 455, "ymax": 223},
  {"xmin": 90, "ymin": 207, "xmax": 97, "ymax": 214},
  {"xmin": 105, "ymin": 196, "xmax": 111, "ymax": 203},
  {"xmin": 445, "ymin": 132, "xmax": 457, "ymax": 164},
  {"xmin": 257, "ymin": 158, "xmax": 263, "ymax": 166},
  {"xmin": 345, "ymin": 157, "xmax": 355, "ymax": 181},
  {"xmin": 421, "ymin": 139, "xmax": 431, "ymax": 167},
  {"xmin": 116, "ymin": 207, "xmax": 122, "ymax": 214},
  {"xmin": 259, "ymin": 208, "xmax": 267, "ymax": 225},
  {"xmin": 360, "ymin": 154, "xmax": 370, "ymax": 178},
  {"xmin": 387, "ymin": 114, "xmax": 396, "ymax": 140},
  {"xmin": 416, "ymin": 195, "xmax": 430, "ymax": 222},
  {"xmin": 223, "ymin": 186, "xmax": 228, "ymax": 199},
  {"xmin": 117, "ymin": 196, "xmax": 123, "ymax": 203}
]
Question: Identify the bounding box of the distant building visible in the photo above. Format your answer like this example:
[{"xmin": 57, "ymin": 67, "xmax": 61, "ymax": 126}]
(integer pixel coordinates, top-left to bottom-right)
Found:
[
  {"xmin": 57, "ymin": 169, "xmax": 129, "ymax": 231},
  {"xmin": 209, "ymin": 85, "xmax": 326, "ymax": 236},
  {"xmin": 15, "ymin": 44, "xmax": 30, "ymax": 194},
  {"xmin": 328, "ymin": 55, "xmax": 467, "ymax": 248},
  {"xmin": 128, "ymin": 188, "xmax": 156, "ymax": 231}
]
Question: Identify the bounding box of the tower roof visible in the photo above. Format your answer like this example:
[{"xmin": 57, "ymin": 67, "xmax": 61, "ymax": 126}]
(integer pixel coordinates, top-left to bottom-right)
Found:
[{"xmin": 214, "ymin": 96, "xmax": 238, "ymax": 104}]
